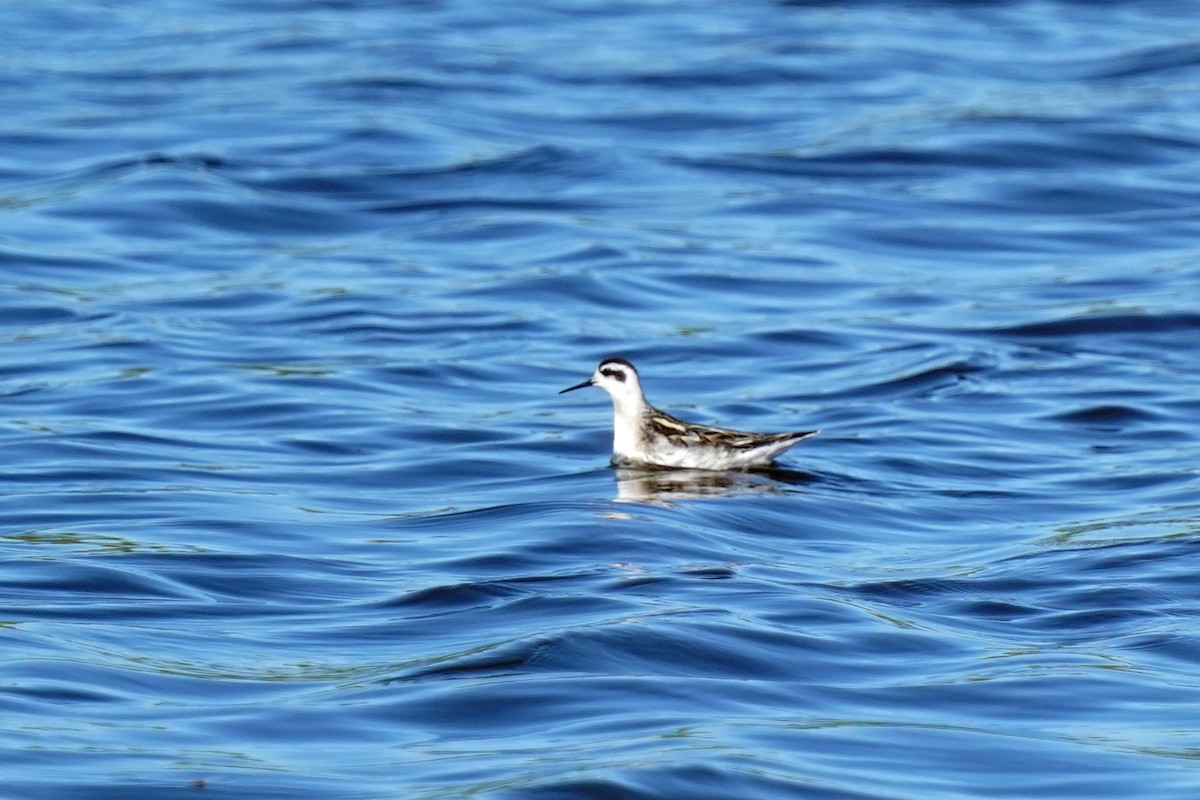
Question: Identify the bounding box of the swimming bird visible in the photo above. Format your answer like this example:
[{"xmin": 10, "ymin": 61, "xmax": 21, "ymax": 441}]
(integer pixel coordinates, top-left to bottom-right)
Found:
[{"xmin": 559, "ymin": 358, "xmax": 817, "ymax": 470}]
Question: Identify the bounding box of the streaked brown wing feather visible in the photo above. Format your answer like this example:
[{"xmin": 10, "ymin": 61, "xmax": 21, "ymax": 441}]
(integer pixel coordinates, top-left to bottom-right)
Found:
[{"xmin": 647, "ymin": 409, "xmax": 816, "ymax": 450}]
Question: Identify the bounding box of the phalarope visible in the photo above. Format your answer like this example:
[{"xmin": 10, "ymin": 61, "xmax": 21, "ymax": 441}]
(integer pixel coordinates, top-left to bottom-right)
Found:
[{"xmin": 560, "ymin": 358, "xmax": 817, "ymax": 470}]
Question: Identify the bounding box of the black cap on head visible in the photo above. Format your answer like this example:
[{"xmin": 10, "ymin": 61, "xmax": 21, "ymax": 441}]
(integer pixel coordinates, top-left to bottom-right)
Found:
[
  {"xmin": 597, "ymin": 358, "xmax": 636, "ymax": 383},
  {"xmin": 598, "ymin": 357, "xmax": 636, "ymax": 371}
]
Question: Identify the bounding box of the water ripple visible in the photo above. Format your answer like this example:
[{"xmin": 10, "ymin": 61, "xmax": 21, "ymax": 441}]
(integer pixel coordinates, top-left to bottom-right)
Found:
[{"xmin": 3, "ymin": 1, "xmax": 1200, "ymax": 798}]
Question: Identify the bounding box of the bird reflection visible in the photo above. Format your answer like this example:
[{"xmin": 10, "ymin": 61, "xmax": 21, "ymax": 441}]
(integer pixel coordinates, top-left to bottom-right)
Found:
[{"xmin": 613, "ymin": 465, "xmax": 816, "ymax": 504}]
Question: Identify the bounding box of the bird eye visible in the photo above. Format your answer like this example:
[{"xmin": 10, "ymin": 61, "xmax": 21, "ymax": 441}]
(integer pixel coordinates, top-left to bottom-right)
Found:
[{"xmin": 600, "ymin": 367, "xmax": 626, "ymax": 382}]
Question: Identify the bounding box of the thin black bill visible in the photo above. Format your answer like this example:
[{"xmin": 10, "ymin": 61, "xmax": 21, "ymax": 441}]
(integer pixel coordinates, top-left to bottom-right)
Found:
[{"xmin": 559, "ymin": 378, "xmax": 594, "ymax": 394}]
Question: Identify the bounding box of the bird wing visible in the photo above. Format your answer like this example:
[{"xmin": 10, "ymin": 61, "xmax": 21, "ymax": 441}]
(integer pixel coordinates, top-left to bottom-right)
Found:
[{"xmin": 647, "ymin": 410, "xmax": 817, "ymax": 450}]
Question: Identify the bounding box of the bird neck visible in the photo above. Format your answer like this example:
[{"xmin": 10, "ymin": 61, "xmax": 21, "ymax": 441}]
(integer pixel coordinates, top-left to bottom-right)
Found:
[
  {"xmin": 609, "ymin": 393, "xmax": 647, "ymax": 458},
  {"xmin": 609, "ymin": 390, "xmax": 648, "ymax": 422}
]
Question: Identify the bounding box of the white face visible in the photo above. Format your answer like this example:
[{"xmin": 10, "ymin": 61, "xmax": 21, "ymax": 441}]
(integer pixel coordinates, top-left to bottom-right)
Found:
[
  {"xmin": 590, "ymin": 360, "xmax": 641, "ymax": 403},
  {"xmin": 560, "ymin": 359, "xmax": 644, "ymax": 407}
]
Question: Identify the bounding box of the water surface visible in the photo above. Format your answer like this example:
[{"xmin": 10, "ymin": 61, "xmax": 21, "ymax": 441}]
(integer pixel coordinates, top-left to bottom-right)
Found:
[{"xmin": 2, "ymin": 2, "xmax": 1200, "ymax": 798}]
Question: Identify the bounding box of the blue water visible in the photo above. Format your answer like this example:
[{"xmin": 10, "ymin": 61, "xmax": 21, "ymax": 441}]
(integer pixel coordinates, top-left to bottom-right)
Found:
[{"xmin": 3, "ymin": 2, "xmax": 1200, "ymax": 798}]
